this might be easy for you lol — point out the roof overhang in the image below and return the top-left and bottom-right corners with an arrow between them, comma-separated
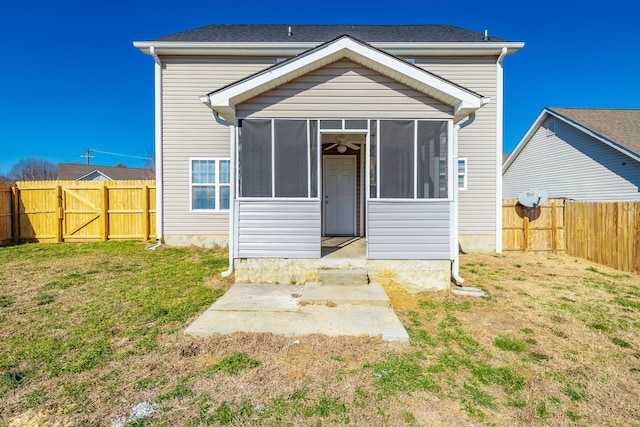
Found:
133,40 -> 524,58
199,36 -> 490,123
503,108 -> 640,174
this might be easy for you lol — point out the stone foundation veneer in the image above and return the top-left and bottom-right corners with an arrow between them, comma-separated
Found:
234,258 -> 451,293
459,234 -> 496,253
163,234 -> 228,248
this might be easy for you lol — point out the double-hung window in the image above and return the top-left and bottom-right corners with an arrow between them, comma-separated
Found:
190,158 -> 230,211
457,158 -> 467,190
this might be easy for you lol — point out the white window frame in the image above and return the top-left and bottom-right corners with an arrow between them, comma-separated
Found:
236,118 -> 320,200
189,158 -> 231,211
370,118 -> 453,201
457,158 -> 467,191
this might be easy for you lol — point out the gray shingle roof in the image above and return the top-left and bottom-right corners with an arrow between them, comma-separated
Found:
57,163 -> 154,181
152,24 -> 508,43
549,108 -> 640,157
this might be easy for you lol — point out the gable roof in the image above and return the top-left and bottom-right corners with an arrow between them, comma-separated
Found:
549,108 -> 640,157
152,24 -> 506,43
201,35 -> 490,123
503,108 -> 640,173
133,24 -> 524,57
57,163 -> 154,181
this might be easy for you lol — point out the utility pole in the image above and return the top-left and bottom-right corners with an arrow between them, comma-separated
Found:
80,148 -> 95,165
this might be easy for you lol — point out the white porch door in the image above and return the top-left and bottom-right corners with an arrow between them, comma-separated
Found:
323,156 -> 356,236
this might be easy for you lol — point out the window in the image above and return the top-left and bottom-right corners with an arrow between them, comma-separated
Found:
190,159 -> 230,210
457,158 -> 467,190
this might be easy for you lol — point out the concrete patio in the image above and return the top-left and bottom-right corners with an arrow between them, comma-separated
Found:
185,238 -> 409,342
185,282 -> 409,342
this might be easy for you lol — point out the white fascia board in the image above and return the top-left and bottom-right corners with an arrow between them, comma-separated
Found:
546,110 -> 640,163
133,41 -> 525,57
203,36 -> 484,113
76,170 -> 112,181
503,108 -> 640,175
502,109 -> 549,174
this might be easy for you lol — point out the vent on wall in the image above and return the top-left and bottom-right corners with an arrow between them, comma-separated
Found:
545,119 -> 556,137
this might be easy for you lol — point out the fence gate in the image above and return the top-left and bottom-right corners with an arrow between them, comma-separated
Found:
62,186 -> 105,242
1,180 -> 156,244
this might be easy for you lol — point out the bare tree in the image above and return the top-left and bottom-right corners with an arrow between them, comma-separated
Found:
8,158 -> 58,181
143,147 -> 155,173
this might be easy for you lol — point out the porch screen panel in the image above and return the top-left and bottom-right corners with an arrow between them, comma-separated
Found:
380,120 -> 414,198
369,120 -> 377,198
274,120 -> 308,197
417,121 -> 448,199
238,119 -> 272,197
309,120 -> 318,198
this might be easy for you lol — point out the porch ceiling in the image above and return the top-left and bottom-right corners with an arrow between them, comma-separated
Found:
201,35 -> 489,123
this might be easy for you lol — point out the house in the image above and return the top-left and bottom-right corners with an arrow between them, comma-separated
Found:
503,108 -> 640,201
134,25 -> 523,290
57,163 -> 154,181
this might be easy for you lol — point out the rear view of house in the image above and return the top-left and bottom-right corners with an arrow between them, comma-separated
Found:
503,108 -> 640,201
134,25 -> 523,291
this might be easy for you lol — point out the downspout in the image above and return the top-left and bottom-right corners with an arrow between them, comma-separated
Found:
209,111 -> 235,278
495,47 -> 508,253
452,113 -> 476,285
150,46 -> 163,244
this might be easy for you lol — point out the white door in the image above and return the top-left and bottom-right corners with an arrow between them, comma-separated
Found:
324,156 -> 356,235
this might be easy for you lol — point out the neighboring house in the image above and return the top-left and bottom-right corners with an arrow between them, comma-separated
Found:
57,163 -> 154,181
134,24 -> 523,289
503,108 -> 640,201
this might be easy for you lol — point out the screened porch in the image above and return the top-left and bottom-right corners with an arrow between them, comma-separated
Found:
233,118 -> 455,261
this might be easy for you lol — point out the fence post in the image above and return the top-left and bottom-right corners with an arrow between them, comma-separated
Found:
56,184 -> 63,242
12,186 -> 19,243
101,183 -> 109,241
551,202 -> 557,254
142,184 -> 149,241
523,209 -> 529,253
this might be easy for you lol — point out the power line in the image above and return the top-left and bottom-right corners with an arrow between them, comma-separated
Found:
81,148 -> 151,165
90,149 -> 151,160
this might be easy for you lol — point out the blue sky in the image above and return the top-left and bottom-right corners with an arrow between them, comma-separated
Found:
1,0 -> 637,175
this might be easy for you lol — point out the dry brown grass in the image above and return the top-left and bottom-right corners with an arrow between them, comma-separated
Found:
0,243 -> 639,426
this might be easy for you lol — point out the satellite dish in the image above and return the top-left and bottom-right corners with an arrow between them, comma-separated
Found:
518,189 -> 548,208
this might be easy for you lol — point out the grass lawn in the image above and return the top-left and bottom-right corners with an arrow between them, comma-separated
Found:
0,242 -> 638,426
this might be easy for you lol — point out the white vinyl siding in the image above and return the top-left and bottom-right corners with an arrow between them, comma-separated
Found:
162,57 -> 275,235
367,200 -> 451,259
503,118 -> 640,201
237,60 -> 454,119
236,200 -> 321,258
416,57 -> 498,235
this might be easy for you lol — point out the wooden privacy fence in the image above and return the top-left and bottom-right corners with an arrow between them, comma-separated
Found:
0,180 -> 156,244
0,183 -> 12,245
502,198 -> 566,254
503,199 -> 640,273
565,201 -> 640,273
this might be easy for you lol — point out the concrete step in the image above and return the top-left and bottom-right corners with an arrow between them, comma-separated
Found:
318,269 -> 369,286
451,286 -> 489,298
299,282 -> 390,307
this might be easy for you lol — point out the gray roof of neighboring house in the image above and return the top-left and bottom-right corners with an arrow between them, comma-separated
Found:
549,108 -> 640,157
57,163 -> 154,181
151,24 -> 508,43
